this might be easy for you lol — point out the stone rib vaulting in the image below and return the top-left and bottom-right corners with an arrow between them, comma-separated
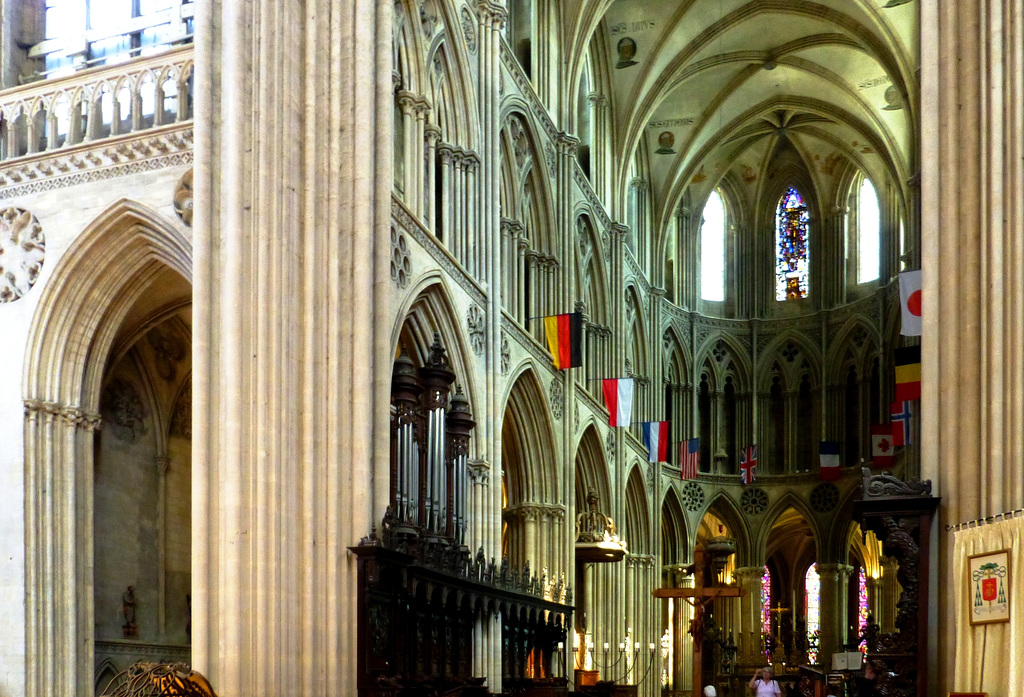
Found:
0,1 -> 1020,696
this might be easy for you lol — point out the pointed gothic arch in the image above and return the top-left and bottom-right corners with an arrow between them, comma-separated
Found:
22,199 -> 192,697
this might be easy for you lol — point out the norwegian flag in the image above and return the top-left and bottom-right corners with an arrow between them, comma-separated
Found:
891,401 -> 914,446
740,445 -> 757,484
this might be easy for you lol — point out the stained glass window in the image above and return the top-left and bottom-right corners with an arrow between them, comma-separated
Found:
858,567 -> 869,650
805,564 -> 820,664
775,187 -> 809,301
701,190 -> 726,301
858,179 -> 880,283
761,566 -> 771,656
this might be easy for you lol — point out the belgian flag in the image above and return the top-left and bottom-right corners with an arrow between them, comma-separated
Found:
894,345 -> 921,401
543,313 -> 583,369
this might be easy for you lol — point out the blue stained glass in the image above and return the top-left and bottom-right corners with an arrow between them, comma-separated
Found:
775,187 -> 809,301
805,564 -> 820,664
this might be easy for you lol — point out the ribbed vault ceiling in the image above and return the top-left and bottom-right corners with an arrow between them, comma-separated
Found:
570,0 -> 917,227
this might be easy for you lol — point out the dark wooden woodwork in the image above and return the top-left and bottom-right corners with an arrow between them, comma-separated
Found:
852,468 -> 939,697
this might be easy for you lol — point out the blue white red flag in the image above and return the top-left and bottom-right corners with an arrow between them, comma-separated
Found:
740,445 -> 757,484
819,441 -> 841,481
642,422 -> 670,463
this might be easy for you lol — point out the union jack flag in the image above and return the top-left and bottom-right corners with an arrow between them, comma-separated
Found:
740,445 -> 757,484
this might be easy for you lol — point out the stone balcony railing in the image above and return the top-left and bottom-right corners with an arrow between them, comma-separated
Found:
0,45 -> 193,198
0,45 -> 192,163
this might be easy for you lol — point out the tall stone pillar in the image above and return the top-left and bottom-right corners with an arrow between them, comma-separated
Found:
192,0 -> 394,694
816,563 -> 853,662
734,566 -> 766,664
922,3 -> 1024,692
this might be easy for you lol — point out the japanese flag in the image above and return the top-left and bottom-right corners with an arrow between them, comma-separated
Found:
899,270 -> 922,336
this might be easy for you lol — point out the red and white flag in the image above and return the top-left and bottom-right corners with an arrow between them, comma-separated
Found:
601,378 -> 634,427
681,438 -> 700,480
870,424 -> 894,468
899,270 -> 922,336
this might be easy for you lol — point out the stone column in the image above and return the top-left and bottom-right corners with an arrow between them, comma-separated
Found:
816,563 -> 853,662
922,2 -> 1024,690
734,566 -> 766,664
192,1 -> 394,694
23,401 -> 102,697
156,456 -> 171,636
424,124 -> 440,232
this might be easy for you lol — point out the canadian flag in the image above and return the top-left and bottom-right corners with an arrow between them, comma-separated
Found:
899,270 -> 922,336
870,424 -> 894,468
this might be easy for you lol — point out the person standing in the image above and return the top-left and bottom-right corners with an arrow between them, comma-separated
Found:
749,667 -> 782,696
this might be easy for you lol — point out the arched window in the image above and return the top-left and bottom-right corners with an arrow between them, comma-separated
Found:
857,566 -> 869,650
805,564 -> 821,664
775,187 -> 809,301
701,190 -> 726,301
858,179 -> 880,283
761,566 -> 772,658
42,0 -> 194,77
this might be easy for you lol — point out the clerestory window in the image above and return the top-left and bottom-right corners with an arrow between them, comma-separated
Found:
38,0 -> 194,78
700,190 -> 726,302
775,187 -> 809,301
857,178 -> 881,283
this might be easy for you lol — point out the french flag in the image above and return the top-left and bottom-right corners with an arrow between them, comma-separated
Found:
602,378 -> 634,427
642,422 -> 670,463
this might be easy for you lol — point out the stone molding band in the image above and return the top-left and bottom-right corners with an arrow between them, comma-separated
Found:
24,399 -> 102,431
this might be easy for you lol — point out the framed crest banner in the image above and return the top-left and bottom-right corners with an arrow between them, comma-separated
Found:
968,549 -> 1010,625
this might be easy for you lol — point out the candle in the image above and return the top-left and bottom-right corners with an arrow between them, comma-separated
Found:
604,642 -> 609,651
649,643 -> 656,651
635,641 -> 641,650
619,642 -> 625,651
557,641 -> 564,651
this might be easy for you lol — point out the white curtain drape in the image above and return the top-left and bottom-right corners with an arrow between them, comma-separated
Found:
953,517 -> 1024,695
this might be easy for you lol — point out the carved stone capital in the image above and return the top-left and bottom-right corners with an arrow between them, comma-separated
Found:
610,223 -> 630,241
155,456 -> 171,476
556,133 -> 580,157
468,459 -> 491,485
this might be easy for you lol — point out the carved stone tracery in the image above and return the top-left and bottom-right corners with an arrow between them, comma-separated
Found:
0,207 -> 45,303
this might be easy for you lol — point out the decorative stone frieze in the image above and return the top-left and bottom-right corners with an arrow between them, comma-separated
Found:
0,207 -> 45,302
0,125 -> 194,199
173,169 -> 193,226
500,331 -> 510,375
549,377 -> 563,420
740,487 -> 768,515
810,482 -> 840,513
460,6 -> 477,53
467,304 -> 485,355
682,481 -> 705,511
24,399 -> 103,430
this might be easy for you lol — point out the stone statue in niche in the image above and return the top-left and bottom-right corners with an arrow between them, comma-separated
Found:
122,585 -> 138,637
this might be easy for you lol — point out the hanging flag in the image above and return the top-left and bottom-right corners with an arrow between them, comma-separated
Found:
894,345 -> 921,401
601,378 -> 634,427
740,444 -> 757,484
891,401 -> 914,446
870,425 -> 894,468
681,438 -> 700,480
642,422 -> 670,463
543,313 -> 583,369
899,270 -> 922,336
819,441 -> 841,480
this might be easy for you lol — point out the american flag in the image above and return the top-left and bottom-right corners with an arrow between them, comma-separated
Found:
681,438 -> 700,480
740,445 -> 757,484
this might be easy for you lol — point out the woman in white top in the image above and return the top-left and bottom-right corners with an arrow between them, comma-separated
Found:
749,666 -> 782,696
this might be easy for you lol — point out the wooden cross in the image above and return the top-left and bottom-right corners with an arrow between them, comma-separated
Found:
652,551 -> 743,697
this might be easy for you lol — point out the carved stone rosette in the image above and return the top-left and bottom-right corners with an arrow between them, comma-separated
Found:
0,207 -> 45,303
